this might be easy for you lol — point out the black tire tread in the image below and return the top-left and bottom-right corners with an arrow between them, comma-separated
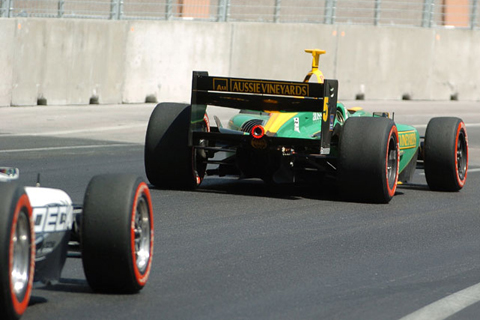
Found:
0,183 -> 33,320
337,117 -> 398,203
144,103 -> 196,189
424,117 -> 467,191
81,174 -> 152,294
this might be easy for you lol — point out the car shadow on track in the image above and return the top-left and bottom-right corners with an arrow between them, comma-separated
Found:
28,296 -> 48,307
35,278 -> 92,294
155,176 -> 438,203
28,279 -> 91,307
397,182 -> 431,191
176,177 -> 343,202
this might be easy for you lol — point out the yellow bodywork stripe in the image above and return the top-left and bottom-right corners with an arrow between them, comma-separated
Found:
264,112 -> 298,135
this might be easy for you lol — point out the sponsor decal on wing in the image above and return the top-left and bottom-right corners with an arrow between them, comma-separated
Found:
213,78 -> 309,96
398,131 -> 417,149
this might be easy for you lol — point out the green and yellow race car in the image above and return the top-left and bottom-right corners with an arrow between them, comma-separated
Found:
144,49 -> 468,203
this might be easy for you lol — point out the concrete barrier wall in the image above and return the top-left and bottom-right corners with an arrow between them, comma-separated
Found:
431,28 -> 480,101
9,18 -> 127,106
0,18 -> 479,107
0,20 -> 14,107
122,21 -> 233,103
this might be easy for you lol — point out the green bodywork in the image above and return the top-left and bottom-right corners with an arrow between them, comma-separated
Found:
227,102 -> 420,176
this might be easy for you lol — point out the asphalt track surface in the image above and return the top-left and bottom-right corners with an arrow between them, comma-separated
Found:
1,101 -> 480,320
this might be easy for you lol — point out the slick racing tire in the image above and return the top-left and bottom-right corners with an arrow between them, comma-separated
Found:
337,117 -> 399,203
145,103 -> 208,189
0,183 -> 34,320
81,174 -> 154,294
424,117 -> 468,191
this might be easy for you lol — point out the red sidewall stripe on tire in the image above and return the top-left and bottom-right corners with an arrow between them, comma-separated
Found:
9,194 -> 34,317
455,122 -> 468,188
386,126 -> 400,198
130,182 -> 154,286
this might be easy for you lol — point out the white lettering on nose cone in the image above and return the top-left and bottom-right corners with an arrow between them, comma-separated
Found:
25,187 -> 73,233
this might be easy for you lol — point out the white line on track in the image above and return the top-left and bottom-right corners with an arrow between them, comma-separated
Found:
419,168 -> 480,175
0,144 -> 135,153
399,282 -> 480,320
413,123 -> 480,129
0,124 -> 146,137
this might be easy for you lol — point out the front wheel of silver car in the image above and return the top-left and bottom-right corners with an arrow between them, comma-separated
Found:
81,174 -> 154,294
0,183 -> 34,320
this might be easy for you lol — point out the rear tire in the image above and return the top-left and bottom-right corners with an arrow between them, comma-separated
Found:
337,117 -> 399,203
0,183 -> 34,320
424,117 -> 468,191
145,103 -> 207,189
81,174 -> 154,293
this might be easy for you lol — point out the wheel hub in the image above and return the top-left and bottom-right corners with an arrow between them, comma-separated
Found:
134,197 -> 151,273
11,210 -> 30,300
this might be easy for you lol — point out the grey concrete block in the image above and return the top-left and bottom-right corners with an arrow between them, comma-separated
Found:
0,20 -> 14,107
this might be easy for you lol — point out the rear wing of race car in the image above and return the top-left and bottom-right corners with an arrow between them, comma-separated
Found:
190,71 -> 338,154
